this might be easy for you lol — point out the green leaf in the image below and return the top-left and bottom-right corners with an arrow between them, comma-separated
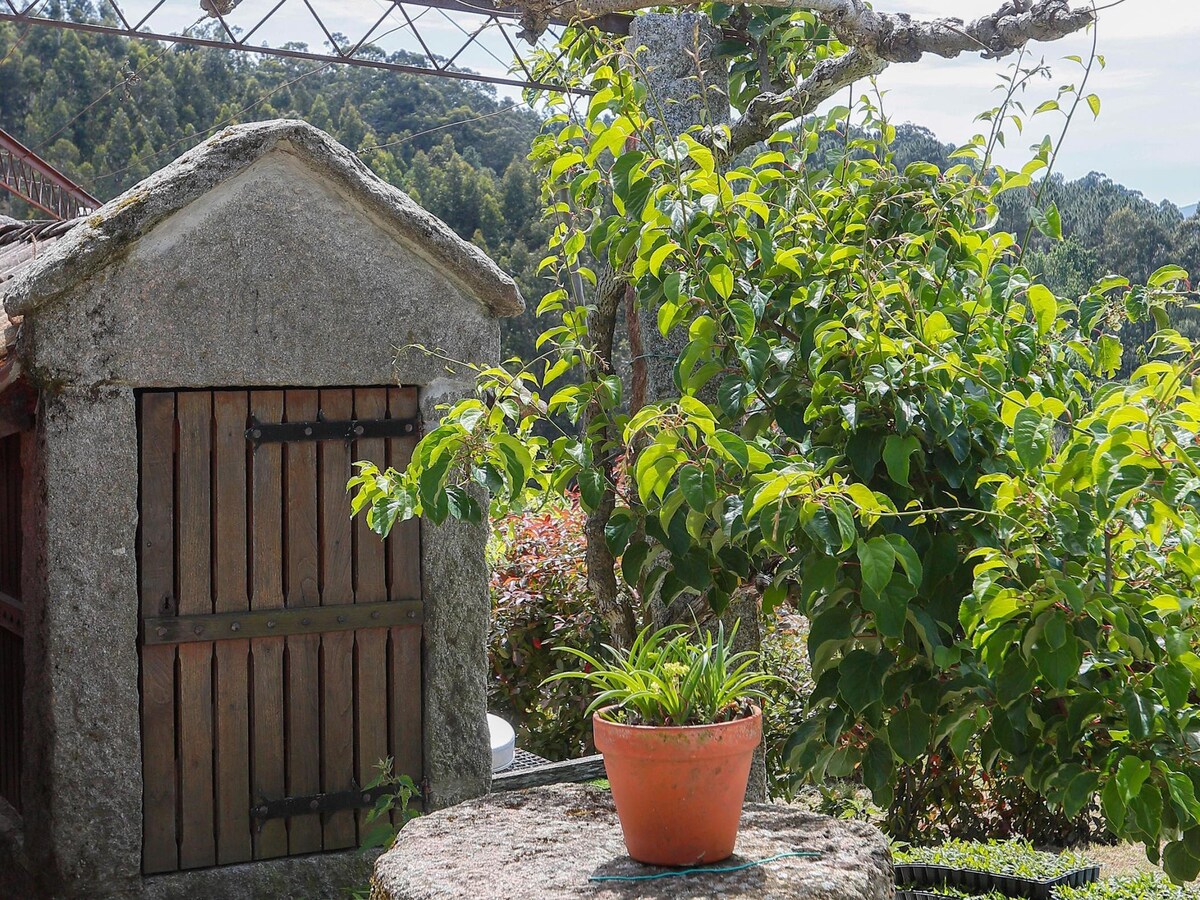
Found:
882,435 -> 920,488
1102,778 -> 1126,832
884,534 -> 923,588
1063,770 -> 1100,819
1164,841 -> 1200,883
862,578 -> 911,638
857,537 -> 896,597
712,431 -> 750,470
1116,755 -> 1152,803
888,706 -> 933,764
1096,334 -> 1123,376
1033,203 -> 1063,241
1086,93 -> 1101,119
838,649 -> 889,713
577,467 -> 606,511
604,508 -> 636,555
1123,691 -> 1157,740
621,541 -> 651,585
679,465 -> 707,512
1013,406 -> 1052,469
728,299 -> 756,341
1028,284 -> 1057,336
708,263 -> 734,300
921,311 -> 956,345
1160,662 -> 1192,710
1166,770 -> 1200,822
718,376 -> 753,418
444,486 -> 481,522
861,738 -> 894,808
649,241 -> 680,277
1150,264 -> 1189,288
1037,636 -> 1081,691
846,431 -> 884,480
635,443 -> 684,504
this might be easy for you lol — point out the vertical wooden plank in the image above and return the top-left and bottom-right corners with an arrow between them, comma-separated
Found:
386,387 -> 423,795
1,631 -> 12,812
176,391 -> 216,869
212,392 -> 252,864
352,388 -> 389,835
284,390 -> 323,854
249,390 -> 287,859
139,392 -> 179,874
0,437 -> 10,595
0,436 -> 16,814
319,388 -> 356,848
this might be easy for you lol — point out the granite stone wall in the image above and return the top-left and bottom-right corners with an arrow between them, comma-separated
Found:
3,122 -> 512,897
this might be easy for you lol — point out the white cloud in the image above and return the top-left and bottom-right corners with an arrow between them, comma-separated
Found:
867,0 -> 1200,204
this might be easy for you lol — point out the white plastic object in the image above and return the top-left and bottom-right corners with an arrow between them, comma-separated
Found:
488,713 -> 516,772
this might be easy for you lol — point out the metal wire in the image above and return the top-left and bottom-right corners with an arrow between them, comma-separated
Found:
0,0 -> 630,93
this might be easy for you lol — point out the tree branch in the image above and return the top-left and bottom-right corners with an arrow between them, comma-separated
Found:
723,48 -> 885,155
532,0 -> 1093,63
703,0 -> 1092,157
804,0 -> 1094,64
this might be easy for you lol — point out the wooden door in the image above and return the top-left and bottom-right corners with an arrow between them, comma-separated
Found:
137,388 -> 422,874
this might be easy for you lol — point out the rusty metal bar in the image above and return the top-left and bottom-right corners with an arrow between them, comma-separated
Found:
0,127 -> 100,220
142,599 -> 423,645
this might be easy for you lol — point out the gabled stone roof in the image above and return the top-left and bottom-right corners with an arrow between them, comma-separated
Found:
0,119 -> 524,320
0,216 -> 65,367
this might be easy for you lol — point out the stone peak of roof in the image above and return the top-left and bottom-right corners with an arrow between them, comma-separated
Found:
1,119 -> 524,319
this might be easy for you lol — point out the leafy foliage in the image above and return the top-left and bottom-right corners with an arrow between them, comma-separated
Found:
545,621 -> 775,727
347,23 -> 1200,885
358,757 -> 420,852
894,888 -> 1009,900
487,497 -> 609,760
894,839 -> 1093,880
761,614 -> 813,798
1055,873 -> 1200,899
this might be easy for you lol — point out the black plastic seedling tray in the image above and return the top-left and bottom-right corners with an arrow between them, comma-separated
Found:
894,863 -> 1101,899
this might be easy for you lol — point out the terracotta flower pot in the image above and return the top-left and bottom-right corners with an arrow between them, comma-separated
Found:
593,705 -> 762,866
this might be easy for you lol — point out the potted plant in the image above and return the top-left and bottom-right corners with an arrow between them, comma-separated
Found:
546,621 -> 774,866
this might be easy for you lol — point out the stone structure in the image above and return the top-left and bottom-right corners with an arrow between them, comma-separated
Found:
0,119 -> 522,898
372,783 -> 895,899
629,12 -> 729,406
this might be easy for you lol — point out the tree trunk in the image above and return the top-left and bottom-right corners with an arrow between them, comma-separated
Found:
583,265 -> 638,649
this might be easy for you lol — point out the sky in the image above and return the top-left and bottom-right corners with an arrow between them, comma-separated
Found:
864,0 -> 1200,208
61,1 -> 1200,208
273,0 -> 1200,208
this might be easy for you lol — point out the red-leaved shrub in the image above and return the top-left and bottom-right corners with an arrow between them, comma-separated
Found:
488,495 -> 610,760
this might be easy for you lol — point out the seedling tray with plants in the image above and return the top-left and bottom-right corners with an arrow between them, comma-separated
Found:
893,840 -> 1100,900
1053,873 -> 1200,899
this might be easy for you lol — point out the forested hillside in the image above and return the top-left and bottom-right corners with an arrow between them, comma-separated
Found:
881,125 -> 1200,298
871,125 -> 1200,372
0,7 -> 1196,366
0,2 -> 552,357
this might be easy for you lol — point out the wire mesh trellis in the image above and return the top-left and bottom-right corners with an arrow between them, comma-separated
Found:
0,0 -> 629,93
